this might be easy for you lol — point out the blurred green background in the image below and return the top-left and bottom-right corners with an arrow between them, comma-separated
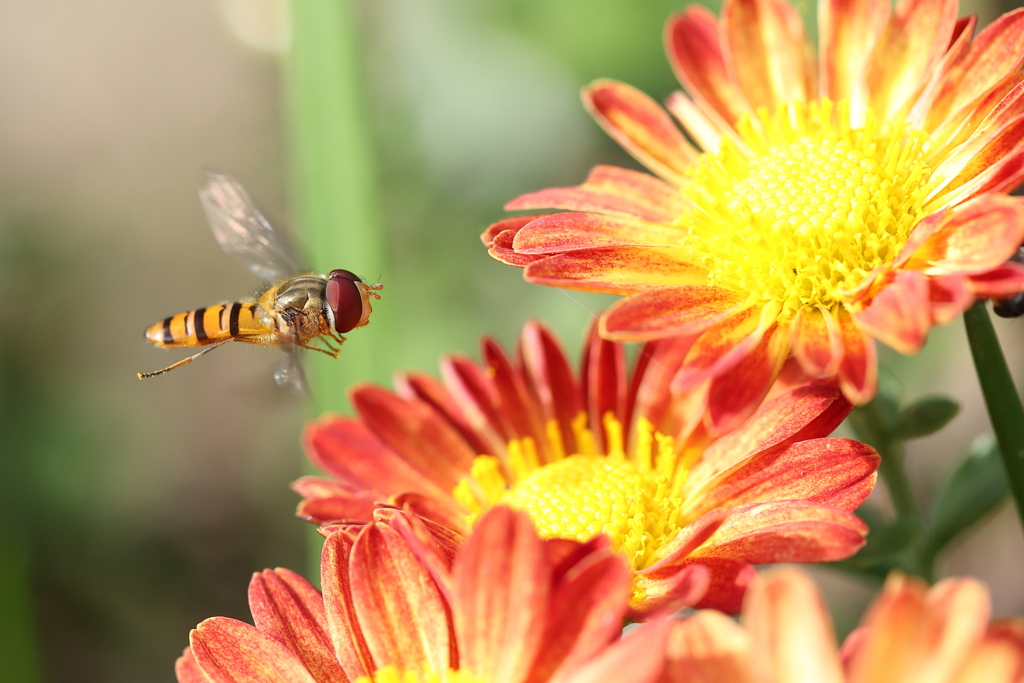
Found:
1,0 -> 1023,680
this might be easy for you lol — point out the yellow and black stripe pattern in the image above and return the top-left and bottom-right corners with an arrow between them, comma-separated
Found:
145,302 -> 271,348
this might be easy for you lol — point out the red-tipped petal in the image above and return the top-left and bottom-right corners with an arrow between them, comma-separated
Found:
928,115 -> 1024,208
687,437 -> 879,518
349,523 -> 450,673
672,303 -> 766,392
691,558 -> 758,613
524,248 -> 707,296
865,0 -> 958,123
505,165 -> 688,223
791,305 -> 843,378
969,263 -> 1024,298
441,354 -> 514,455
911,194 -> 1024,275
853,269 -> 931,355
319,532 -> 375,679
248,569 -> 346,683
396,372 -> 493,458
819,0 -> 890,106
703,323 -> 789,435
665,8 -> 751,124
834,308 -> 877,404
583,80 -> 698,186
518,321 -> 585,456
512,212 -> 684,253
483,215 -> 551,267
929,275 -> 975,324
190,618 -> 318,683
723,0 -> 816,111
581,324 -> 627,454
632,564 -> 711,619
743,569 -> 845,683
601,286 -> 746,342
454,508 -> 548,683
627,335 -> 700,443
353,386 -> 476,493
482,336 -> 549,451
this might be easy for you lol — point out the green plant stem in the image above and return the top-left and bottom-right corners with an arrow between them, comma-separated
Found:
286,0 -> 385,582
857,401 -> 920,525
963,301 -> 1024,529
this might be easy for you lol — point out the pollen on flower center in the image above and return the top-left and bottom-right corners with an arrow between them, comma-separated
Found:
680,99 -> 934,319
452,414 -> 689,570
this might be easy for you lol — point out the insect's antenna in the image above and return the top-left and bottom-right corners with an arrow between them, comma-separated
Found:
137,339 -> 233,379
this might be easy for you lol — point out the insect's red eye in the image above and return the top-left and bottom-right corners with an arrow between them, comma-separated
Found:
326,271 -> 364,333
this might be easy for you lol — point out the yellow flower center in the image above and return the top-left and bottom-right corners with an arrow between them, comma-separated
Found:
356,665 -> 483,683
453,414 -> 695,571
680,99 -> 934,320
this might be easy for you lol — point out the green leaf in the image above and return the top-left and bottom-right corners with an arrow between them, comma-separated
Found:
893,396 -> 959,441
925,435 -> 1009,556
829,513 -> 917,580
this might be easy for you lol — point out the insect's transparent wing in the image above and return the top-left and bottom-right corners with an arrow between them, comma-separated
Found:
200,171 -> 300,282
274,346 -> 310,395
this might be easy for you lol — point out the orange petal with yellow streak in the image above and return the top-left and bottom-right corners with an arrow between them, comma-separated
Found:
664,8 -> 751,125
248,569 -> 347,683
583,80 -> 698,187
601,286 -> 746,342
833,307 -> 877,404
348,523 -> 450,674
524,247 -> 708,296
928,115 -> 1024,209
482,215 -> 550,268
743,569 -> 845,683
723,0 -> 816,112
666,610 -> 750,683
454,507 -> 548,683
319,531 -> 378,680
664,90 -> 730,153
864,0 -> 958,124
853,269 -> 931,355
791,305 -> 843,378
907,16 -> 976,130
672,302 -> 767,392
190,618 -> 319,683
512,212 -> 684,253
505,165 -> 688,223
908,194 -> 1024,275
819,0 -> 890,108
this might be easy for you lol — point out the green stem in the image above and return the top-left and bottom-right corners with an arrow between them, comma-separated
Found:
963,301 -> 1024,529
286,0 -> 386,582
857,401 -> 919,524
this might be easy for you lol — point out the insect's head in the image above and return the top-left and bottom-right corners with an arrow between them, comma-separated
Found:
325,269 -> 383,333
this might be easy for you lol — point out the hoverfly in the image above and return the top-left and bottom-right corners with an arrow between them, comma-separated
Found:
138,171 -> 382,389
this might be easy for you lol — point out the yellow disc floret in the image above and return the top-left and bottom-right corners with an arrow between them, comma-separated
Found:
680,99 -> 934,320
453,414 -> 692,571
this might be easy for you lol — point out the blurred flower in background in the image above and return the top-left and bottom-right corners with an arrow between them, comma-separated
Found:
298,321 -> 879,614
485,0 -> 1024,428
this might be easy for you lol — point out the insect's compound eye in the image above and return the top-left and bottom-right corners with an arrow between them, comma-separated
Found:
326,270 -> 365,333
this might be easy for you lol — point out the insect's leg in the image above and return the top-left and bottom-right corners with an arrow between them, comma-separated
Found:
137,339 -> 234,379
297,341 -> 342,359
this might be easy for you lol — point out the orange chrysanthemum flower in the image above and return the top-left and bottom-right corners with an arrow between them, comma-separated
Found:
174,507 -> 671,683
295,321 -> 879,615
483,0 -> 1024,421
662,567 -> 1024,683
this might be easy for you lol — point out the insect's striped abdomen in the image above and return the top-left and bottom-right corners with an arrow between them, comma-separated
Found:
144,302 -> 268,348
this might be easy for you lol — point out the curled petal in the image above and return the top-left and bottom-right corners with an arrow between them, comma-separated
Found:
583,80 -> 699,186
512,212 -> 684,253
524,248 -> 707,296
482,215 -> 551,267
506,165 -> 688,223
319,532 -> 376,679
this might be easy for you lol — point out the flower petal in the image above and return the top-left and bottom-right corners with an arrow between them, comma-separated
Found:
791,305 -> 843,378
555,619 -> 674,683
665,7 -> 751,125
929,275 -> 975,324
853,269 -> 932,355
672,302 -> 768,393
482,337 -> 551,456
627,335 -> 701,444
686,437 -> 879,518
969,263 -> 1024,298
441,355 -> 515,456
349,523 -> 450,673
581,324 -> 627,454
834,307 -> 877,404
703,323 -> 790,434
583,80 -> 698,186
742,569 -> 845,683
690,558 -> 758,613
454,507 -> 548,683
910,194 -> 1024,276
864,0 -> 958,124
601,286 -> 747,342
483,215 -> 551,267
524,248 -> 708,296
666,610 -> 751,683
505,165 -> 688,223
190,618 -> 318,683
819,0 -> 890,109
319,531 -> 376,679
176,648 -> 209,683
512,213 -> 684,254
518,321 -> 586,456
665,90 -> 730,153
690,500 -> 869,565
353,386 -> 477,493
632,564 -> 711,618
928,115 -> 1024,209
723,0 -> 816,111
248,569 -> 347,683
395,372 -> 493,457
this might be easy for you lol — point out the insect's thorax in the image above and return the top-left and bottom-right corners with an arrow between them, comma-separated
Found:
259,274 -> 330,343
